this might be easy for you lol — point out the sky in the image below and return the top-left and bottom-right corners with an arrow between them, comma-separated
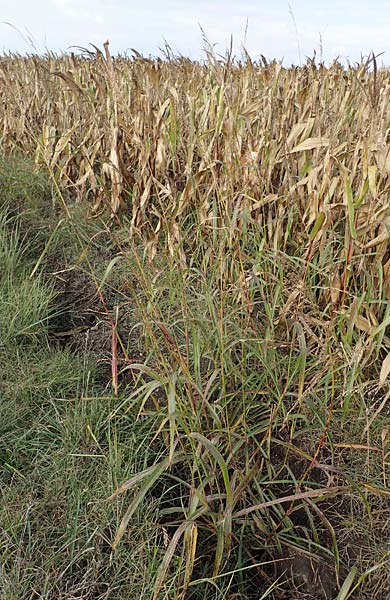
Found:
1,0 -> 390,65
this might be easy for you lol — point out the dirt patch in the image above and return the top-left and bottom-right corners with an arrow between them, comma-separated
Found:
264,437 -> 390,599
276,550 -> 337,599
47,257 -> 144,391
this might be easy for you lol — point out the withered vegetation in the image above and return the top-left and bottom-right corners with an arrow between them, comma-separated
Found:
0,47 -> 389,599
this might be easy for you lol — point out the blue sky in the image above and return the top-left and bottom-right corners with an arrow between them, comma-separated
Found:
1,0 -> 390,64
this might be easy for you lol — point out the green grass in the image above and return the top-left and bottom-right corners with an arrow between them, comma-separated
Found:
0,155 -> 389,599
0,159 -> 167,599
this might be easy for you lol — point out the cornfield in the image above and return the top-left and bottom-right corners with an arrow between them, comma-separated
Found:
1,48 -> 390,279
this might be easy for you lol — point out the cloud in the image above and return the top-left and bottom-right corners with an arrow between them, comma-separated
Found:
1,0 -> 390,64
51,0 -> 107,24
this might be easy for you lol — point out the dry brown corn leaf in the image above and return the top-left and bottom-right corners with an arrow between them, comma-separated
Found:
289,137 -> 330,153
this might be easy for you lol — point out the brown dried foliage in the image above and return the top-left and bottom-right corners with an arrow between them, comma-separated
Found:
1,49 -> 390,308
